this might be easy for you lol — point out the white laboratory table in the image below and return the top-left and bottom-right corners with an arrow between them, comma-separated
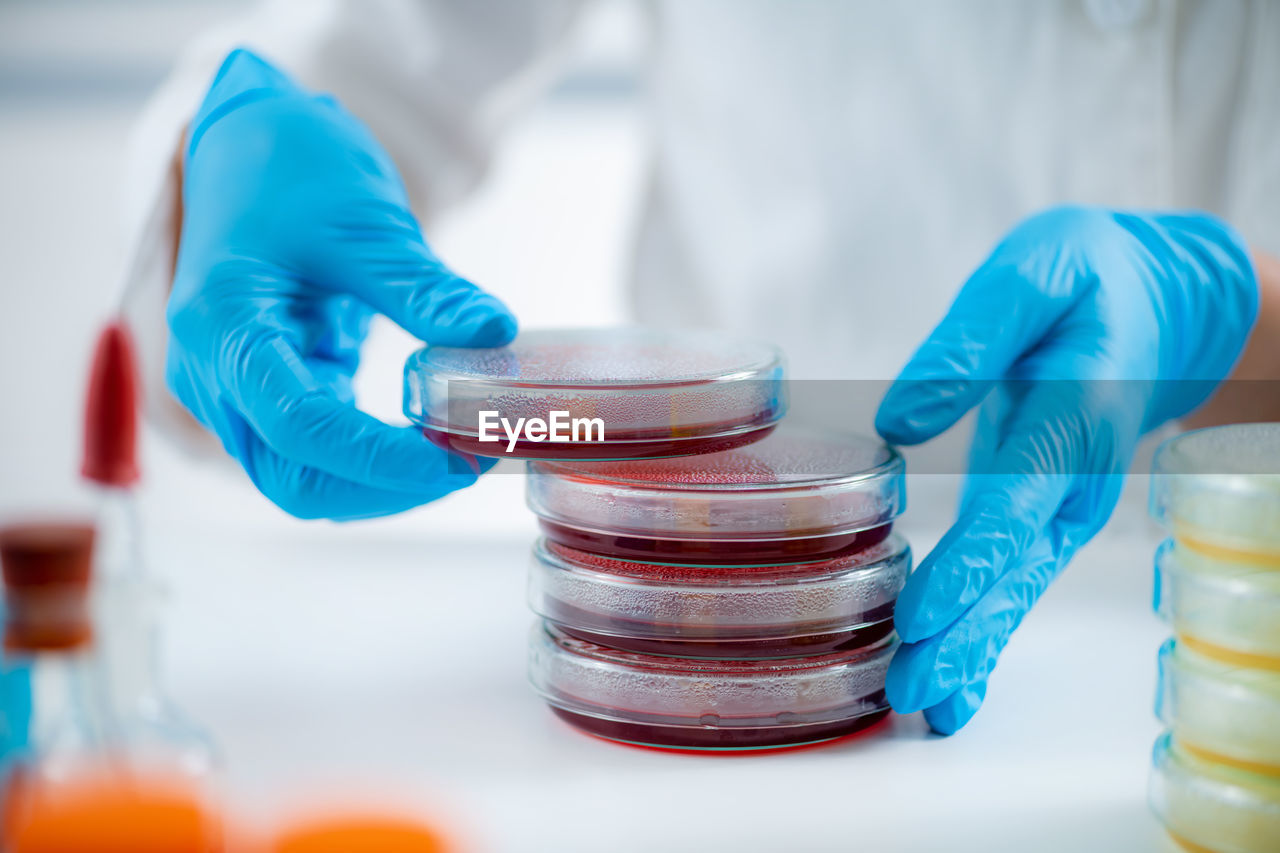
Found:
138,448 -> 1173,853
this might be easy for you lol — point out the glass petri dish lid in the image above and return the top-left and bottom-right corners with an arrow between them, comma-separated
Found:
1155,539 -> 1280,665
403,327 -> 785,460
1150,423 -> 1280,560
529,623 -> 895,751
1149,732 -> 1280,853
526,427 -> 905,564
527,535 -> 910,658
1157,638 -> 1280,775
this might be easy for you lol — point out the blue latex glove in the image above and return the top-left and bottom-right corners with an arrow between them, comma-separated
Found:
167,50 -> 516,520
877,206 -> 1258,734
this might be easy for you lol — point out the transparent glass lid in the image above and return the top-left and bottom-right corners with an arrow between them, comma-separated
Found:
403,327 -> 785,459
1154,539 -> 1280,663
529,622 -> 895,726
527,535 -> 910,643
1156,639 -> 1280,774
1149,732 -> 1280,853
1150,424 -> 1280,558
526,427 -> 905,541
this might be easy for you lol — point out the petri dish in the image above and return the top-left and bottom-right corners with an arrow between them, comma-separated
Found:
1151,424 -> 1280,561
1157,639 -> 1280,775
526,427 -> 905,564
1155,539 -> 1280,665
402,327 -> 785,460
529,623 -> 895,751
527,535 -> 910,658
1149,732 -> 1280,853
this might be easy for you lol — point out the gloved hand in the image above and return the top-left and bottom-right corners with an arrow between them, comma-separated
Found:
877,205 -> 1258,733
167,49 -> 517,520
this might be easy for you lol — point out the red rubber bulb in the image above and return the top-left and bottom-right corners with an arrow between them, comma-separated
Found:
81,320 -> 141,487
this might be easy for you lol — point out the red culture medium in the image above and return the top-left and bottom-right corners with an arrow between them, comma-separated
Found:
424,423 -> 776,461
549,706 -> 891,751
554,623 -> 894,660
537,518 -> 892,564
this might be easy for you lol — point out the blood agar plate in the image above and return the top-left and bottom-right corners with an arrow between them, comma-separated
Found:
1157,639 -> 1280,775
527,536 -> 910,658
402,328 -> 785,460
527,428 -> 905,563
529,623 -> 895,750
1155,540 -> 1280,664
1150,732 -> 1280,853
1151,424 -> 1280,560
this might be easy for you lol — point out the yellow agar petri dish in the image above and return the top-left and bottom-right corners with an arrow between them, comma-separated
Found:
1155,540 -> 1280,665
1150,732 -> 1280,853
1150,424 -> 1280,562
1157,639 -> 1280,774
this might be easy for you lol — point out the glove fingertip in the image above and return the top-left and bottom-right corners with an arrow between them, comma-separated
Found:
884,643 -> 930,714
873,406 -> 923,447
874,384 -> 954,446
892,610 -> 933,646
465,312 -> 518,348
199,49 -> 298,124
922,679 -> 988,736
392,276 -> 518,348
890,567 -> 939,643
442,448 -> 492,479
190,49 -> 296,158
890,542 -> 963,643
211,48 -> 287,89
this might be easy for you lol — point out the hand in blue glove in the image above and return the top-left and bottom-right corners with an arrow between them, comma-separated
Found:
167,49 -> 517,520
877,206 -> 1258,733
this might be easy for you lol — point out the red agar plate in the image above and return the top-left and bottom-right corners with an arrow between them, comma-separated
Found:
403,327 -> 785,460
526,427 -> 905,563
528,536 -> 910,658
529,624 -> 896,751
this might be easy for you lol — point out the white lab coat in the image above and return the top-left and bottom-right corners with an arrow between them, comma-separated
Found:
122,0 -> 1280,441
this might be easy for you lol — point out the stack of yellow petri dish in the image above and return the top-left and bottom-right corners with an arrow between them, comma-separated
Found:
1148,423 -> 1280,852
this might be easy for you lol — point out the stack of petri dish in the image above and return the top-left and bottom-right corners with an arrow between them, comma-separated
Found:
526,426 -> 908,751
1148,423 -> 1280,852
404,328 -> 910,751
